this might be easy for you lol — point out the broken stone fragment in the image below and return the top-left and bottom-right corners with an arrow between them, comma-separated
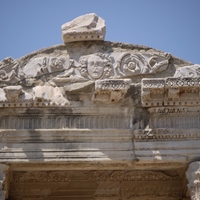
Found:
33,86 -> 69,106
3,86 -> 23,102
62,13 -> 106,43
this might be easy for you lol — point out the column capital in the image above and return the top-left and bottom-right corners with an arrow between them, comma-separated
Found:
0,164 -> 9,200
186,162 -> 200,200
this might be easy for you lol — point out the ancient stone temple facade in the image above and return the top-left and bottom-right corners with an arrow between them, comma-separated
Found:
0,13 -> 200,199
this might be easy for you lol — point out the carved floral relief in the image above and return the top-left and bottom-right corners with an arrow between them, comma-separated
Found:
0,52 -> 170,106
0,57 -> 20,84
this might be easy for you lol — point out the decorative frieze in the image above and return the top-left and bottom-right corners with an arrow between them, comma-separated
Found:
9,170 -> 183,200
12,171 -> 70,183
134,128 -> 200,142
141,78 -> 165,107
148,107 -> 200,129
142,77 -> 200,107
11,170 -> 181,182
0,114 -> 130,129
94,79 -> 131,102
83,170 -> 181,181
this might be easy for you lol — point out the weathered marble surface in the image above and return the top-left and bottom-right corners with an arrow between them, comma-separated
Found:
174,64 -> 200,77
9,169 -> 184,200
186,162 -> 200,200
62,13 -> 106,42
1,14 -> 200,200
0,48 -> 171,107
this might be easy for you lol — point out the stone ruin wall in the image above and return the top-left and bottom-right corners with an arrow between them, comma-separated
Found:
0,13 -> 200,200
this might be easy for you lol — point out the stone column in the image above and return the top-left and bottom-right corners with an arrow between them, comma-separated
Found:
0,165 -> 9,200
186,162 -> 200,200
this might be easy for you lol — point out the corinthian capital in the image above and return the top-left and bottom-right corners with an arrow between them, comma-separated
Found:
0,165 -> 9,200
186,162 -> 200,200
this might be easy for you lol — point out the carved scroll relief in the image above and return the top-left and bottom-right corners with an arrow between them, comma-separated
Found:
0,53 -> 170,85
0,52 -> 170,107
175,64 -> 200,78
0,57 -> 20,85
52,52 -> 170,84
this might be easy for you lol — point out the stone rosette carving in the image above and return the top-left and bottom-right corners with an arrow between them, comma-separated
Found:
62,13 -> 106,43
114,52 -> 170,77
0,50 -> 170,108
52,52 -> 170,85
0,52 -> 170,86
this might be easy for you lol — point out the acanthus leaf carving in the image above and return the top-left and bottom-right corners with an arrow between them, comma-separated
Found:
0,165 -> 9,200
174,64 -> 200,78
0,57 -> 20,85
0,52 -> 170,107
186,162 -> 200,200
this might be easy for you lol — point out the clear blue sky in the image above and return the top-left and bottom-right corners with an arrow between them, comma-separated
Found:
0,0 -> 200,64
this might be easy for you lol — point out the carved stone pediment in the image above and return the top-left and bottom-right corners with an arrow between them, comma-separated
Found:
1,13 -> 200,200
0,49 -> 171,107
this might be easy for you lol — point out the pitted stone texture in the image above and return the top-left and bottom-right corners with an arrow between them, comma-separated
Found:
33,85 -> 69,106
0,164 -> 9,200
3,86 -> 22,102
62,13 -> 106,43
174,64 -> 200,78
186,162 -> 200,200
94,79 -> 131,102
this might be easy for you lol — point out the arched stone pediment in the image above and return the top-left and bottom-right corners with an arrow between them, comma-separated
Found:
0,13 -> 199,200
